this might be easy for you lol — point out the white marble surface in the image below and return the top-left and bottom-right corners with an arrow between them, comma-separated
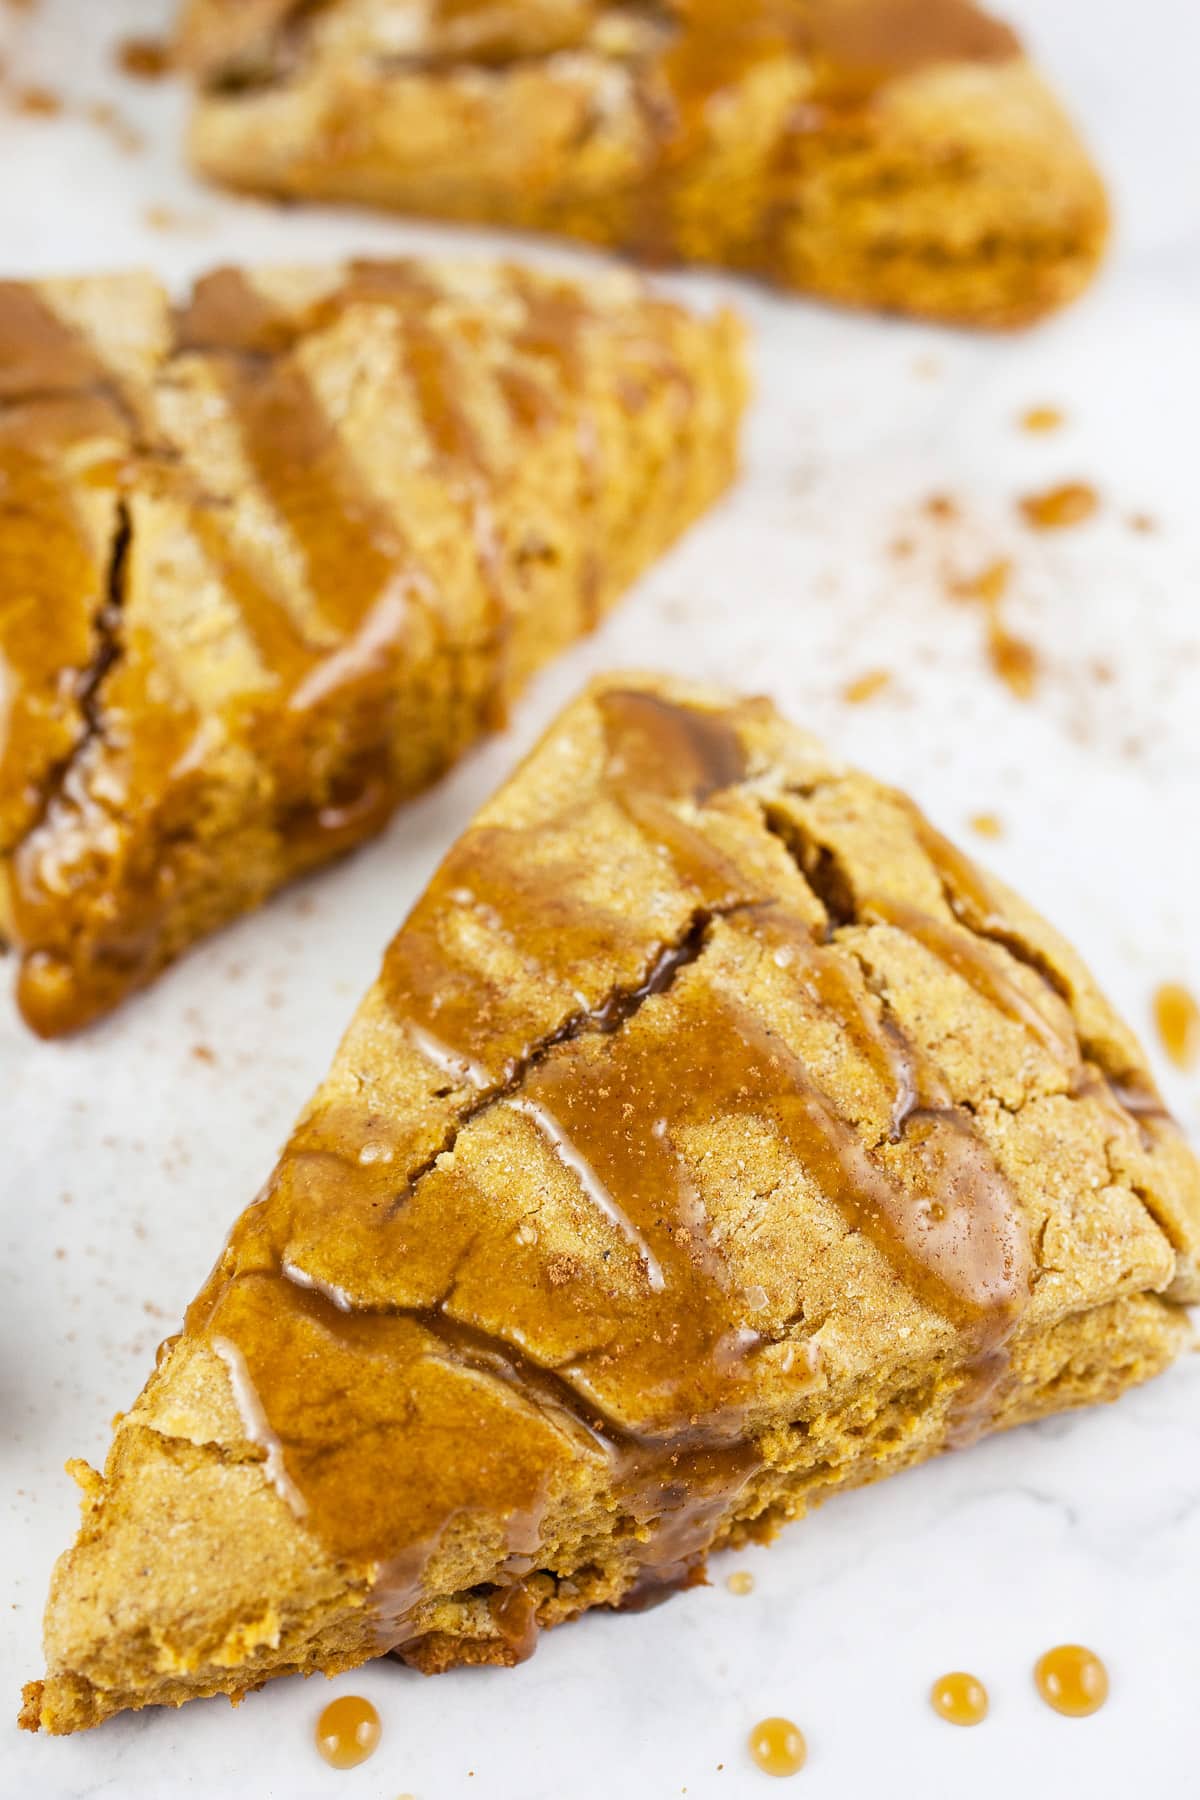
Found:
1,1 -> 1199,1794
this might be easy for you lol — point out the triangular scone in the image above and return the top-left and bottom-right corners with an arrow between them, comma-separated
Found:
23,676 -> 1200,1736
181,1 -> 1108,328
0,265 -> 744,1036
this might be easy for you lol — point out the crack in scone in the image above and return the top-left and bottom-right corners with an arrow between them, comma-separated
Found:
384,903 -> 734,1214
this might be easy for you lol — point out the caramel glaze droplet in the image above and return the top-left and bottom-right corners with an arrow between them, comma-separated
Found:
315,1694 -> 382,1769
748,1717 -> 807,1777
1153,982 -> 1199,1071
1034,1645 -> 1109,1717
930,1671 -> 988,1725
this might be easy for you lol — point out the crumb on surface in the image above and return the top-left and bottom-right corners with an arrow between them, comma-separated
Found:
12,83 -> 61,115
841,669 -> 891,706
117,36 -> 172,80
1020,405 -> 1064,433
969,813 -> 1004,839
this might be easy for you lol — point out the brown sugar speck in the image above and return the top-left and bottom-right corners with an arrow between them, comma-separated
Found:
1020,405 -> 1064,433
987,617 -> 1040,701
953,558 -> 1012,606
13,84 -> 61,116
192,1044 -> 216,1065
969,813 -> 1004,840
117,36 -> 172,80
1019,481 -> 1099,531
85,101 -> 143,152
1128,512 -> 1158,534
1153,982 -> 1199,1072
949,558 -> 1043,698
948,558 -> 1038,700
841,669 -> 890,706
924,493 -> 959,523
143,204 -> 211,235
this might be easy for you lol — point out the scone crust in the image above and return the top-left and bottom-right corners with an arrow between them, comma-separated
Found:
183,1 -> 1108,326
25,674 -> 1199,1733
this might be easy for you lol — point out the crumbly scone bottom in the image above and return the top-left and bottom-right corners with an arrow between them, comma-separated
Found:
21,685 -> 1197,1733
20,1290 -> 1189,1733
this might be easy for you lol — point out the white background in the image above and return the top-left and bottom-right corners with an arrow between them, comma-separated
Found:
1,1 -> 1198,1795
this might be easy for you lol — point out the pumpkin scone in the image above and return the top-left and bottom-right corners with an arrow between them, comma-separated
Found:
23,674 -> 1200,1735
0,264 -> 744,1036
181,0 -> 1108,327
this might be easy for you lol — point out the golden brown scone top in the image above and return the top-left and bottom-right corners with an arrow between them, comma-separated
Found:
23,675 -> 1200,1734
0,265 -> 745,1034
187,674 -> 1200,1563
182,1 -> 1107,326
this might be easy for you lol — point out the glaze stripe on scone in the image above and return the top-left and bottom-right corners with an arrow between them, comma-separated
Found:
0,265 -> 745,1035
23,675 -> 1199,1734
181,0 -> 1108,327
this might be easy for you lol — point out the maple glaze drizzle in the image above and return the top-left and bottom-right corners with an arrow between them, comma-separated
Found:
173,258 -> 602,748
900,801 -> 1185,1149
0,286 -> 118,852
864,895 -> 1074,1063
2,260 -> 617,1029
599,686 -> 748,800
0,281 -> 108,400
660,0 -> 1016,104
188,690 -> 1045,1659
0,396 -> 120,854
0,287 -> 145,1030
632,0 -> 1018,261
